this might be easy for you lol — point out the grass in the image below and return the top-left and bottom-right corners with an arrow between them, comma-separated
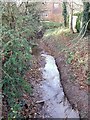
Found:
42,20 -> 63,29
44,28 -> 70,37
43,27 -> 77,53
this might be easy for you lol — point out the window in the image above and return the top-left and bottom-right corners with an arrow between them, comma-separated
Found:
42,11 -> 48,17
53,3 -> 59,9
42,2 -> 46,5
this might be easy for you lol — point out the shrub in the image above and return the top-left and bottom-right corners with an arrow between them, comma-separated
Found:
1,2 -> 41,118
75,12 -> 82,33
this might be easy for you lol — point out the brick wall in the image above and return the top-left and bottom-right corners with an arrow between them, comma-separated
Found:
41,2 -> 63,23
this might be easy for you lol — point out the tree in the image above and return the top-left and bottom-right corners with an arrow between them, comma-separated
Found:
80,2 -> 90,36
68,0 -> 74,33
62,2 -> 68,27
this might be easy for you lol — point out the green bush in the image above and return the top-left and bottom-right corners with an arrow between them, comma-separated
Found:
1,2 -> 41,118
75,12 -> 82,33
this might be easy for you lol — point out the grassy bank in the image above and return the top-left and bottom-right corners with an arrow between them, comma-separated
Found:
43,27 -> 88,90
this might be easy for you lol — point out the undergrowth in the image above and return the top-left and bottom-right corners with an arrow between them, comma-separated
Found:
1,2 -> 41,118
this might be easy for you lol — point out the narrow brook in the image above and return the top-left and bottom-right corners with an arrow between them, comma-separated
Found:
39,53 -> 80,118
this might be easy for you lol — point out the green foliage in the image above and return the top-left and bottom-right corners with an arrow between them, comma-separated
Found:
76,17 -> 81,33
87,12 -> 90,30
73,12 -> 82,16
62,2 -> 67,27
75,12 -> 82,32
82,2 -> 90,23
86,73 -> 90,85
1,2 -> 41,118
80,2 -> 90,35
67,52 -> 74,64
8,103 -> 22,118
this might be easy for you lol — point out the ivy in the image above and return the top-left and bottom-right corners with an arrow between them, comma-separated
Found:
1,2 -> 41,118
80,2 -> 90,36
62,2 -> 68,27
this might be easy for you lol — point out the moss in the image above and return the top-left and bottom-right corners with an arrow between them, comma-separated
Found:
87,12 -> 90,30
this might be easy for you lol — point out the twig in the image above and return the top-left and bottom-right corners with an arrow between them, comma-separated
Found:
1,68 -> 13,80
36,93 -> 63,104
36,100 -> 45,104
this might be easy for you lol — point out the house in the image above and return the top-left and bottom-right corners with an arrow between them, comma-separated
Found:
40,2 -> 64,23
40,1 -> 85,32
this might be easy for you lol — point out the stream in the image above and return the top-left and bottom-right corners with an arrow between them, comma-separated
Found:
38,53 -> 80,118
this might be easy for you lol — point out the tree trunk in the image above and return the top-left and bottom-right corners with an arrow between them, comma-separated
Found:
70,2 -> 74,33
62,2 -> 67,27
80,2 -> 90,36
69,1 -> 74,33
70,11 -> 74,33
7,3 -> 16,29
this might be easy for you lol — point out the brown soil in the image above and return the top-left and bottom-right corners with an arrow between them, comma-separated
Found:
21,52 -> 45,118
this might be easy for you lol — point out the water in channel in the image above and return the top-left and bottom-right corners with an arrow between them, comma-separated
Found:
39,54 -> 79,118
